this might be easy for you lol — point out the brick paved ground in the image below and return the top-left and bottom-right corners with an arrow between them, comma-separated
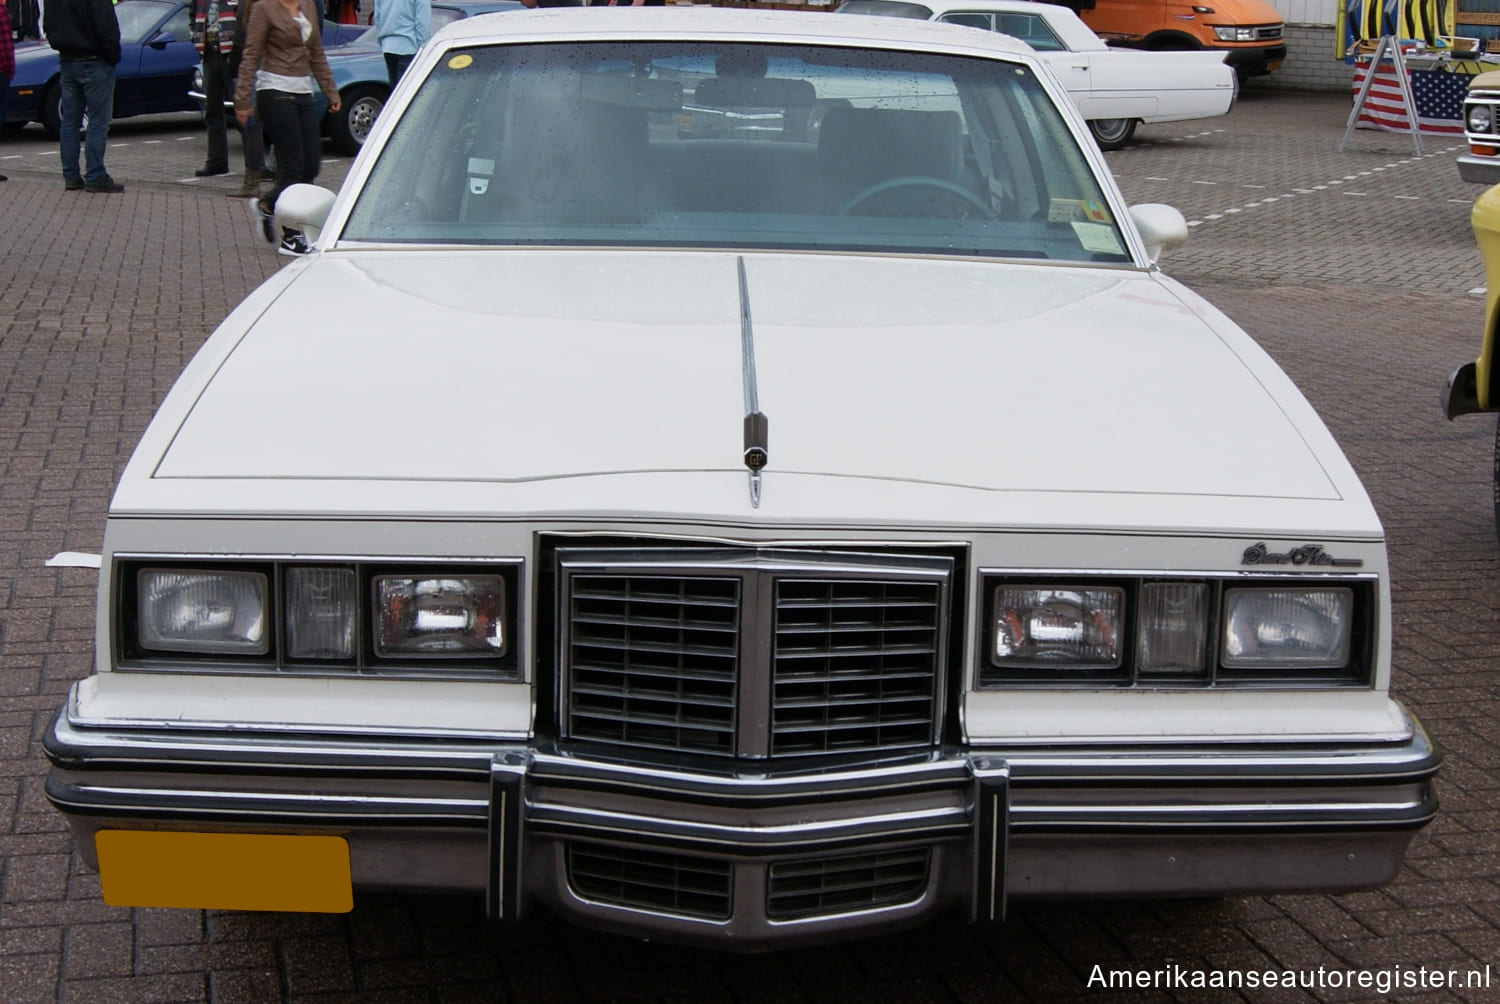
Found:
1,86 -> 1499,1002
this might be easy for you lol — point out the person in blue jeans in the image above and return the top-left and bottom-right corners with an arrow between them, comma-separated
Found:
44,0 -> 124,192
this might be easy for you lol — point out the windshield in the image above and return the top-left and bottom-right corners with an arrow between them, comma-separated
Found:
342,41 -> 1129,264
115,0 -> 177,44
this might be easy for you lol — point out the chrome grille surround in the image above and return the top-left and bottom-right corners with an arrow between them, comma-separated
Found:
557,547 -> 953,760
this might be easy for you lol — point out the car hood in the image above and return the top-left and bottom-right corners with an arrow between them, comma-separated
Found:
12,40 -> 58,82
126,249 -> 1369,532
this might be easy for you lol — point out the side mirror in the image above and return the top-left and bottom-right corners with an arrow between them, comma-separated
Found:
1129,203 -> 1188,264
274,184 -> 338,247
148,32 -> 175,48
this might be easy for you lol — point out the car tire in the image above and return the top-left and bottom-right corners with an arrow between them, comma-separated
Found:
39,80 -> 61,140
1088,118 -> 1137,151
329,85 -> 386,156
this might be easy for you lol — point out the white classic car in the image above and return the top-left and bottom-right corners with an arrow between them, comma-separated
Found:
45,8 -> 1437,948
839,0 -> 1237,149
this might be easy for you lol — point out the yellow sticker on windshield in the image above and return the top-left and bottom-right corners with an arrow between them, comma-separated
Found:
449,54 -> 474,70
1048,198 -> 1115,225
1081,199 -> 1111,223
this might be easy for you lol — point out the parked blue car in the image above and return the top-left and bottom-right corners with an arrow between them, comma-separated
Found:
6,0 -> 365,138
190,0 -> 530,155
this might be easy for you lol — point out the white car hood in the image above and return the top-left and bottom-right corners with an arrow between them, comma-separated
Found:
129,248 -> 1377,538
152,250 -> 1339,503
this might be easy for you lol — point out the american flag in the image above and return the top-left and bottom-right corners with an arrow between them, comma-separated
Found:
1350,61 -> 1468,135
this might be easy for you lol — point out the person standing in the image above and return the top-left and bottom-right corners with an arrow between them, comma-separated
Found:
373,0 -> 429,89
234,0 -> 340,255
44,0 -> 123,193
0,0 -> 12,183
8,0 -> 39,41
227,0 -> 268,197
191,0 -> 239,177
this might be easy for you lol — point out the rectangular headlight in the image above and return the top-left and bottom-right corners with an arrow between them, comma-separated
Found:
375,575 -> 506,657
1221,586 -> 1352,669
138,569 -> 268,655
992,585 -> 1122,669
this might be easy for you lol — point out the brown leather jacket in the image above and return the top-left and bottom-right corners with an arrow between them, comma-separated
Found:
233,0 -> 337,112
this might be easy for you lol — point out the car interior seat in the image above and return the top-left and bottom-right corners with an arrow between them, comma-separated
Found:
816,106 -> 966,215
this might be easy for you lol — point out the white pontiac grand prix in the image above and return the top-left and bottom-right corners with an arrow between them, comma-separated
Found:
45,8 -> 1438,948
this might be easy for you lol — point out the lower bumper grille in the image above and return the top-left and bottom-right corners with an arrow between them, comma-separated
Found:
767,847 -> 931,920
567,842 -> 733,920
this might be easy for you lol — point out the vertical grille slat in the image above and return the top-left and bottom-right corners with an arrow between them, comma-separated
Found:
560,549 -> 949,761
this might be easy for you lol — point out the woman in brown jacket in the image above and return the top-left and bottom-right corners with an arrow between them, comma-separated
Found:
234,0 -> 341,255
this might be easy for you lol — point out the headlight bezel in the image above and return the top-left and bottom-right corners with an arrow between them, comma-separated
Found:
116,555 -> 523,680
978,570 -> 1375,690
1468,102 -> 1495,136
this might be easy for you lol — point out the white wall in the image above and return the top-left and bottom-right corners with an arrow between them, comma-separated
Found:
1267,0 -> 1339,28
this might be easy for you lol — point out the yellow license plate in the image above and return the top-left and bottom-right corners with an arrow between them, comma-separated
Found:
95,830 -> 353,912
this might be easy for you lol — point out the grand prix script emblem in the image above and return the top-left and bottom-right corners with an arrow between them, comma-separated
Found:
1241,543 -> 1364,568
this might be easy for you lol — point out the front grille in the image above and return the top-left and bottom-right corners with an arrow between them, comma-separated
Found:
767,847 -> 931,920
1257,25 -> 1282,39
568,842 -> 733,920
772,579 -> 942,755
566,575 -> 740,754
558,547 -> 952,761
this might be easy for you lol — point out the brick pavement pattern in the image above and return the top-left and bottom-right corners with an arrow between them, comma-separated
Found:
2,89 -> 1499,1002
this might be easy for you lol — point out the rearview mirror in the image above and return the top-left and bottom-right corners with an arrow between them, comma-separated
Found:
1129,203 -> 1188,264
275,184 -> 338,246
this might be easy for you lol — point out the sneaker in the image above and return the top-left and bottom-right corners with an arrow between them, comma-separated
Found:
194,163 -> 229,177
63,177 -> 84,191
247,198 -> 274,244
84,174 -> 125,193
277,230 -> 311,257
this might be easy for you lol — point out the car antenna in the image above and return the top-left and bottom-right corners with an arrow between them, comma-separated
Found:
738,257 -> 768,508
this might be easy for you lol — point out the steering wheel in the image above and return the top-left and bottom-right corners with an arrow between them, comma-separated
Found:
837,175 -> 999,220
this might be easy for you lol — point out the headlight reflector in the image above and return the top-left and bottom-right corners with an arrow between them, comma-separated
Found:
1222,586 -> 1352,669
286,567 -> 358,660
992,586 -> 1122,668
138,569 -> 268,654
1469,104 -> 1494,134
375,575 -> 506,656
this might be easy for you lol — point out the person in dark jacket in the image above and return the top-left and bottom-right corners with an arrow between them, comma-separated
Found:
8,0 -> 39,41
191,0 -> 241,178
44,0 -> 124,192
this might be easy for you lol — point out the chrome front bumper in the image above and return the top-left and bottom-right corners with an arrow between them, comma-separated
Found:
45,701 -> 1441,948
1458,152 -> 1500,185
